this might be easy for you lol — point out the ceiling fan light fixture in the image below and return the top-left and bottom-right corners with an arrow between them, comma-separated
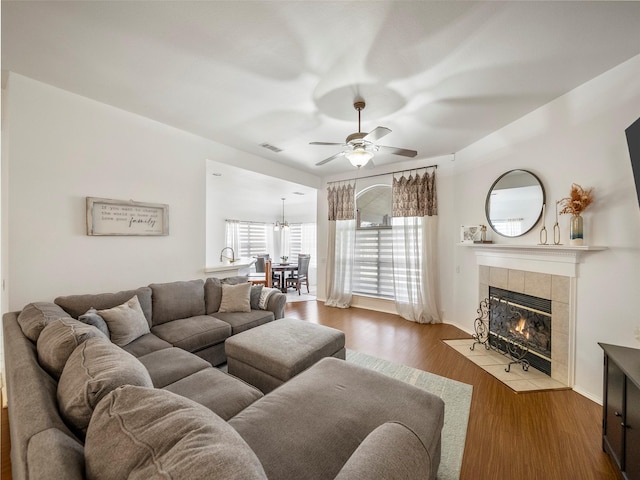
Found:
346,146 -> 374,168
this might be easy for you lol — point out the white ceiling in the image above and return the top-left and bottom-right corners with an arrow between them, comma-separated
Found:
3,1 -> 640,177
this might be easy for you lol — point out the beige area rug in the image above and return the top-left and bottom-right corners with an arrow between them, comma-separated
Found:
443,339 -> 569,393
347,350 -> 472,480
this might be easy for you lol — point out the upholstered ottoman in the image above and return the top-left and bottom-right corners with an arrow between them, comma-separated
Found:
225,317 -> 346,393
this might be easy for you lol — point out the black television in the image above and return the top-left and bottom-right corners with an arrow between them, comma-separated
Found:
626,116 -> 640,209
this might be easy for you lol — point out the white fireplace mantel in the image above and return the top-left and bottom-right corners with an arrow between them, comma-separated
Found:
457,243 -> 607,277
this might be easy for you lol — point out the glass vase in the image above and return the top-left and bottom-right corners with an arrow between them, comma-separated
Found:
569,214 -> 584,246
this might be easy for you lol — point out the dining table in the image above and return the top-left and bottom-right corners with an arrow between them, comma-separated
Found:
271,263 -> 298,293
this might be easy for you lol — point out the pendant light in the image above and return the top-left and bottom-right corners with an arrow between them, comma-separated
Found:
274,198 -> 290,231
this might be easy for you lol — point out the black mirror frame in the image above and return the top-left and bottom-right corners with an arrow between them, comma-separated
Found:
485,169 -> 546,238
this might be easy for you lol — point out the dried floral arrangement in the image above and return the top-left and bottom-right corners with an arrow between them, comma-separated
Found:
558,183 -> 594,216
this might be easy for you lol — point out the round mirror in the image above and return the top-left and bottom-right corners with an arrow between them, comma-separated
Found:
486,170 -> 545,237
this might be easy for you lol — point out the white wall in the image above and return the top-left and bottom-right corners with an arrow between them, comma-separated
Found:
447,53 -> 640,402
2,73 -> 320,311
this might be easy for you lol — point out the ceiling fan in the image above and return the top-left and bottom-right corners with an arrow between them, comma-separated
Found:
311,100 -> 418,168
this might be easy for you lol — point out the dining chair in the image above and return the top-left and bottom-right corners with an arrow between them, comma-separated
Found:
249,259 -> 272,287
255,254 -> 278,285
286,254 -> 310,295
253,256 -> 266,273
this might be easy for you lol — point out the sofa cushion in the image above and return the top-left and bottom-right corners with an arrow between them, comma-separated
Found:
137,347 -> 211,388
334,422 -> 432,480
36,318 -> 106,379
85,385 -> 268,480
97,295 -> 150,347
17,302 -> 72,342
121,332 -> 172,357
78,308 -> 110,339
55,287 -> 153,326
163,368 -> 263,420
149,279 -> 205,325
57,337 -> 153,435
204,276 -> 249,314
150,315 -> 231,353
219,282 -> 252,313
211,310 -> 275,335
27,428 -> 85,480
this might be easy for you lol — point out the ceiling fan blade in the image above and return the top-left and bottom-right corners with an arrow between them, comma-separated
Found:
315,151 -> 345,166
378,145 -> 418,158
310,142 -> 344,146
363,126 -> 391,143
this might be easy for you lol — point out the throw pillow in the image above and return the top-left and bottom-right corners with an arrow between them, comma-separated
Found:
78,308 -> 110,339
204,276 -> 249,314
258,287 -> 280,310
57,337 -> 153,436
37,318 -> 107,379
97,295 -> 150,347
250,285 -> 264,310
218,282 -> 252,313
17,302 -> 72,342
85,385 -> 268,480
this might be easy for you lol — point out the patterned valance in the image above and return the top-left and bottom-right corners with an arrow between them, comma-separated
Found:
327,183 -> 355,221
392,170 -> 437,217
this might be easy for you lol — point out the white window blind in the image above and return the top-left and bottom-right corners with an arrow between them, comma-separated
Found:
225,221 -> 271,258
288,223 -> 317,267
353,227 -> 394,299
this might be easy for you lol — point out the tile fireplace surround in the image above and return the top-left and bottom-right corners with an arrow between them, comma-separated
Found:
464,244 -> 606,388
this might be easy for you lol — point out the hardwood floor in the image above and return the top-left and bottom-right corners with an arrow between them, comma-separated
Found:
1,301 -> 621,480
288,301 -> 622,480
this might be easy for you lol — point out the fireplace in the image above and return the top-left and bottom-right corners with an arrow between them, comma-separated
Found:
467,244 -> 606,388
488,287 -> 552,375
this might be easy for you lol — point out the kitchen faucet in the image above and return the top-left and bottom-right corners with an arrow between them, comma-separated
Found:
220,247 -> 236,263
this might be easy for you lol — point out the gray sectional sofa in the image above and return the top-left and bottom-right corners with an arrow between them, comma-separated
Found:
3,276 -> 446,480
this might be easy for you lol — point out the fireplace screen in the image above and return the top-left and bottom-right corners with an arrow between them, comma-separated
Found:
488,287 -> 552,375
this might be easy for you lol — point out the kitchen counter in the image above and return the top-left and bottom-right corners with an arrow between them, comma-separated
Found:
204,257 -> 255,278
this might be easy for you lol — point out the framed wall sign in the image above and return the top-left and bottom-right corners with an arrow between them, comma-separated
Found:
86,197 -> 169,236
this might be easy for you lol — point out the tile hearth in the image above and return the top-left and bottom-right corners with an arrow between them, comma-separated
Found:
444,339 -> 569,393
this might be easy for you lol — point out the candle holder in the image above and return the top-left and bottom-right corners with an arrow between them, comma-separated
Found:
538,203 -> 548,245
553,200 -> 562,245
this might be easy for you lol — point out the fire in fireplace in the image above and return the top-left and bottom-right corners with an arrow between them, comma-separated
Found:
488,287 -> 552,375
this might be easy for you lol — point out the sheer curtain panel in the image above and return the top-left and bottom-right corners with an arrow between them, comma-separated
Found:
391,170 -> 441,324
224,220 -> 241,256
325,182 -> 356,308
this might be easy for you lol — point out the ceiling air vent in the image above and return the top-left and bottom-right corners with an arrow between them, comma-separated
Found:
260,143 -> 283,153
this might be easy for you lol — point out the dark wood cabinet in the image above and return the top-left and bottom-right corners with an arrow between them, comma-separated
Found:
600,343 -> 640,480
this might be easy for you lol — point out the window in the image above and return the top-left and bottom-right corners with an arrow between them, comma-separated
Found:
225,221 -> 272,258
357,184 -> 392,228
225,220 -> 316,267
353,227 -> 394,298
288,223 -> 317,267
353,184 -> 394,299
